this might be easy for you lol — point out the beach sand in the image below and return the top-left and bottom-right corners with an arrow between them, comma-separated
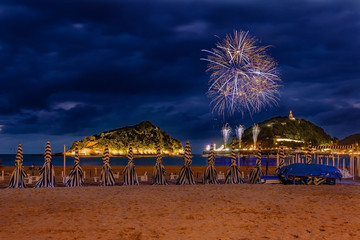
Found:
1,166 -> 360,239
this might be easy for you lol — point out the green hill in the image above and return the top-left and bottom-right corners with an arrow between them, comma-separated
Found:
69,121 -> 183,155
339,134 -> 360,145
233,116 -> 333,148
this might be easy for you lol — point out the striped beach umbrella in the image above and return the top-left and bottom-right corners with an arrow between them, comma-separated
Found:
152,143 -> 167,185
8,144 -> 27,188
35,141 -> 56,188
203,144 -> 218,184
249,143 -> 263,184
276,143 -> 285,174
225,143 -> 244,184
313,177 -> 326,185
306,144 -> 312,164
100,145 -> 116,186
308,144 -> 325,185
305,144 -> 324,185
123,144 -> 139,185
176,141 -> 195,185
66,144 -> 84,187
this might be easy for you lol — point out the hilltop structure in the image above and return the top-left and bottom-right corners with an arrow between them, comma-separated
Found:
289,110 -> 295,120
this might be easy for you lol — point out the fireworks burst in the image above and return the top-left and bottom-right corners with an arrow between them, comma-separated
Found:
201,30 -> 281,115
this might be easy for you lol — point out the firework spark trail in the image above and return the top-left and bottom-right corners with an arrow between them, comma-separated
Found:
252,124 -> 260,149
222,123 -> 231,147
236,125 -> 245,148
202,30 -> 281,115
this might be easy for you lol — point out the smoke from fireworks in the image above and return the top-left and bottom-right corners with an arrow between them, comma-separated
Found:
202,30 -> 281,115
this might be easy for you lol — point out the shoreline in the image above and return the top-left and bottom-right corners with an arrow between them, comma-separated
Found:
0,153 -> 186,158
0,165 -> 276,188
63,154 -> 184,158
1,165 -> 358,189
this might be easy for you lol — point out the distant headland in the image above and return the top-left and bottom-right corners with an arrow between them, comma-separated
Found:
67,121 -> 183,156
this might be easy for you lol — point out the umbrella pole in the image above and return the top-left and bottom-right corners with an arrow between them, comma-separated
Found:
63,144 -> 66,184
237,152 -> 240,167
356,155 -> 360,177
351,155 -> 354,180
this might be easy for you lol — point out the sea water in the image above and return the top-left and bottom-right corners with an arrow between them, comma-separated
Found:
0,154 -> 279,167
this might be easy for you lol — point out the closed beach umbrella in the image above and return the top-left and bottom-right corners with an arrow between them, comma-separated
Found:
203,144 -> 218,184
176,141 -> 195,185
8,144 -> 27,188
100,145 -> 116,186
123,144 -> 139,185
225,143 -> 244,184
276,143 -> 285,174
66,143 -> 84,187
305,144 -> 322,184
152,143 -> 167,185
35,141 -> 56,188
249,143 -> 263,184
306,144 -> 312,164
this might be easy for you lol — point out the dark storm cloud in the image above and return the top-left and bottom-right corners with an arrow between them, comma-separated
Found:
0,0 -> 359,153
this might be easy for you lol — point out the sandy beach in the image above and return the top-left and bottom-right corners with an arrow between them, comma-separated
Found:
1,165 -> 360,240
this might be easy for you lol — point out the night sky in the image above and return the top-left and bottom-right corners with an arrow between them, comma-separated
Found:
0,0 -> 359,154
